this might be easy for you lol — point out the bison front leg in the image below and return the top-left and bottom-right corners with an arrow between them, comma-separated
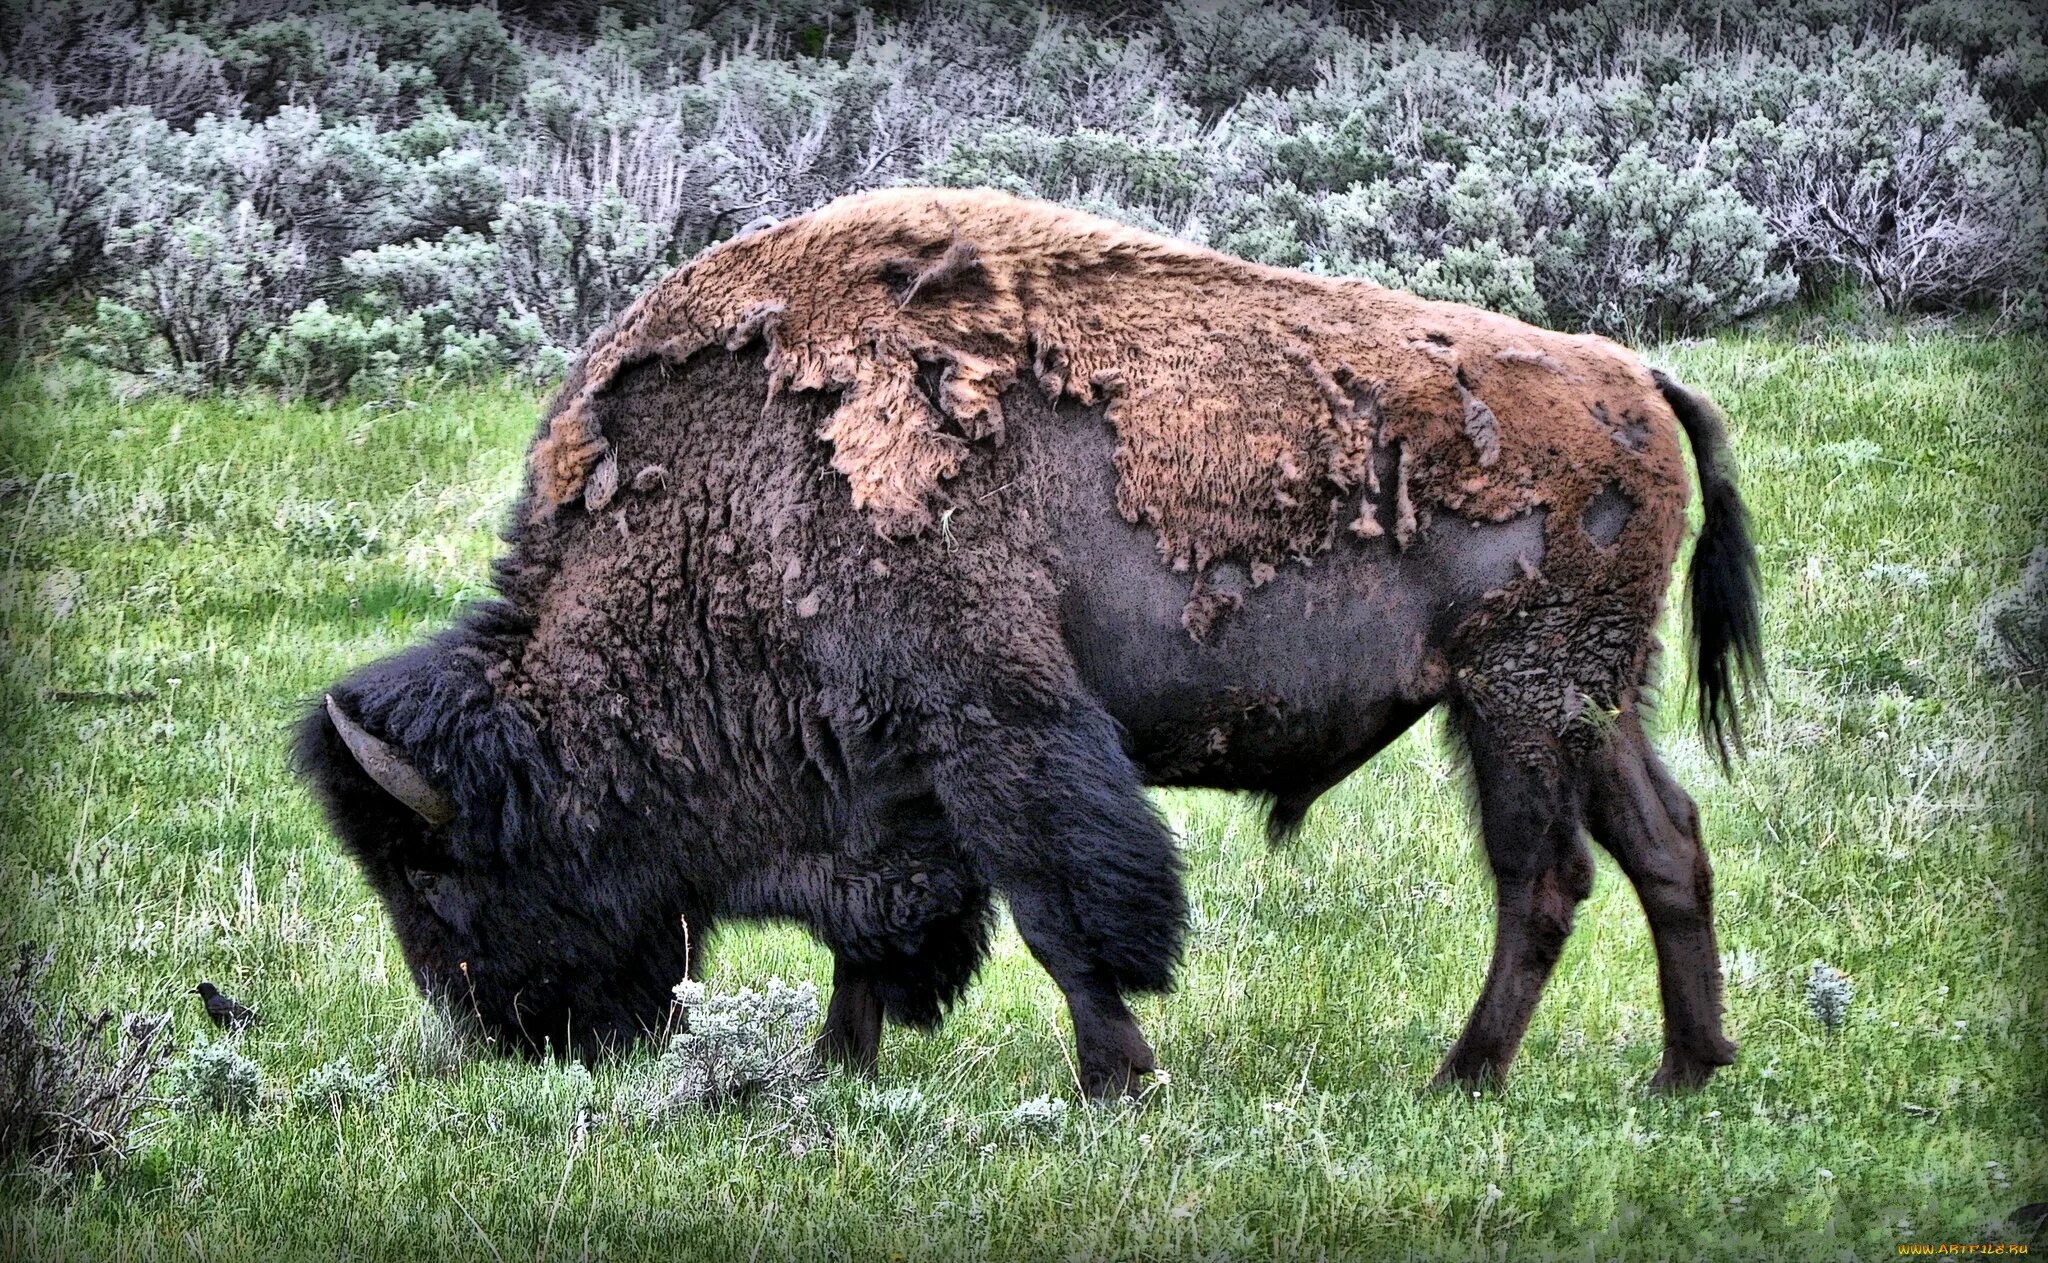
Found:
932,704 -> 1186,1099
816,957 -> 884,1074
1006,887 -> 1162,1098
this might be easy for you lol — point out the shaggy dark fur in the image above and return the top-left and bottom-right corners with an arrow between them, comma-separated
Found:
300,219 -> 1761,1097
297,346 -> 1150,1078
1654,370 -> 1765,767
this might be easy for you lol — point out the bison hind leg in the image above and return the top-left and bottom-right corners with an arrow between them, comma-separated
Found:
1432,703 -> 1595,1092
1582,707 -> 1736,1090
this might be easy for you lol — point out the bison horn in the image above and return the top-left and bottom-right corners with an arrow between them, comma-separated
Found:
324,695 -> 456,826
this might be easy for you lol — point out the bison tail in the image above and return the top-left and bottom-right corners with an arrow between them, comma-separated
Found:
1654,369 -> 1765,771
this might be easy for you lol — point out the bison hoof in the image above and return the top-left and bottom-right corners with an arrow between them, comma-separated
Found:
1428,1057 -> 1509,1095
814,1029 -> 879,1075
1080,1060 -> 1154,1101
1079,1046 -> 1157,1101
1648,1041 -> 1735,1093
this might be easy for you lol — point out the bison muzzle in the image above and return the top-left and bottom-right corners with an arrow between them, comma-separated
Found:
297,188 -> 1763,1098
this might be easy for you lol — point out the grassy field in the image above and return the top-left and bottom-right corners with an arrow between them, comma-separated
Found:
1,326 -> 2044,1261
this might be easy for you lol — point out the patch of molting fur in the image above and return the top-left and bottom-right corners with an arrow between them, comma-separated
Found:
1180,575 -> 1243,644
1348,490 -> 1383,539
1587,400 -> 1652,453
584,445 -> 620,512
814,363 -> 971,537
886,233 -> 984,308
1495,346 -> 1565,373
1283,348 -> 1382,502
1029,336 -> 1066,396
1351,376 -> 1386,495
1392,444 -> 1418,550
1272,448 -> 1304,508
530,187 -> 1691,597
934,355 -> 1010,441
1582,482 -> 1635,548
1289,343 -> 1351,428
1400,642 -> 1452,702
1457,373 -> 1501,468
1447,509 -> 1667,764
726,301 -> 784,352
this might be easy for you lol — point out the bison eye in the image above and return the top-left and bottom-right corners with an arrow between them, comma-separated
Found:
406,868 -> 441,897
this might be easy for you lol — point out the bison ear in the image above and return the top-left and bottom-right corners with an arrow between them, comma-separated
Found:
324,695 -> 457,826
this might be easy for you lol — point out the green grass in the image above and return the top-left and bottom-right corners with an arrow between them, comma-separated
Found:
1,329 -> 2044,1261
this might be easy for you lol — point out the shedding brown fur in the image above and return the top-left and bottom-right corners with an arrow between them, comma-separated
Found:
533,189 -> 1688,602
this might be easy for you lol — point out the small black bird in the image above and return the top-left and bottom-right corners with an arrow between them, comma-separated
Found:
193,982 -> 257,1032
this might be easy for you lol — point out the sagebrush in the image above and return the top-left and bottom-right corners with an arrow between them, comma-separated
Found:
3,0 -> 2044,396
0,944 -> 172,1178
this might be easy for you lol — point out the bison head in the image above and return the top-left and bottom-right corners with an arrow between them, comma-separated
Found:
295,624 -> 695,1058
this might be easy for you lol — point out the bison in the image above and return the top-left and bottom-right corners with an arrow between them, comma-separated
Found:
297,188 -> 1762,1098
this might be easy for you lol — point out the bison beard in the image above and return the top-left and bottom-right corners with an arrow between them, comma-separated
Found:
297,189 -> 1760,1098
